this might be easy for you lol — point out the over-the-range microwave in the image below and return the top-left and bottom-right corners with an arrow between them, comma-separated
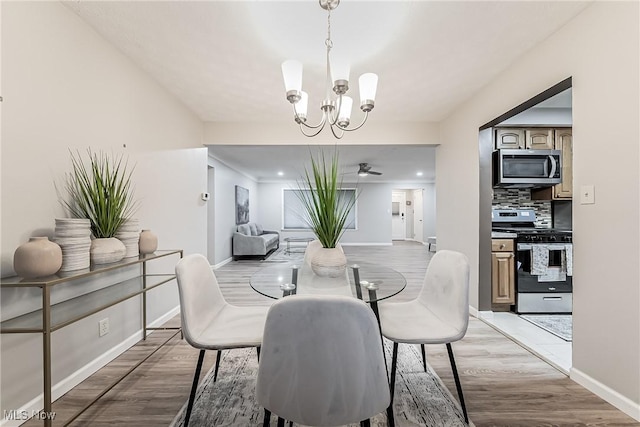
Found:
493,149 -> 562,188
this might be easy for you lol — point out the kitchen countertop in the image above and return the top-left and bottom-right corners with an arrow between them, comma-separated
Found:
492,231 -> 518,239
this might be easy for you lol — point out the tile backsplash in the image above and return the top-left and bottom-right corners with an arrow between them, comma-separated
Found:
492,188 -> 552,228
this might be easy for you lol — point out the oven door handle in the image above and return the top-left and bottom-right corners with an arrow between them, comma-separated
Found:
548,155 -> 557,178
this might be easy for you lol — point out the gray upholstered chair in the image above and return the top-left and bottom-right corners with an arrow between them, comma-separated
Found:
256,295 -> 391,427
175,254 -> 269,427
378,249 -> 471,424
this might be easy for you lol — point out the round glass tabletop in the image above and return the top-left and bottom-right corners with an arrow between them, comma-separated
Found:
250,261 -> 406,303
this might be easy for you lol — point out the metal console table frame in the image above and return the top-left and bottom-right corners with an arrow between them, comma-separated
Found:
0,249 -> 183,426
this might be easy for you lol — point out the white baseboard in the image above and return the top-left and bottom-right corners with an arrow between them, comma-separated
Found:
570,367 -> 640,421
339,242 -> 393,246
212,257 -> 233,270
2,308 -> 182,427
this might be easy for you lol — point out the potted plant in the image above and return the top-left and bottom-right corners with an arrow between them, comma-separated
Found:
294,148 -> 357,277
62,150 -> 137,264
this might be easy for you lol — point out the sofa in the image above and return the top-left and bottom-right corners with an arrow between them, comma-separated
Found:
232,222 -> 280,259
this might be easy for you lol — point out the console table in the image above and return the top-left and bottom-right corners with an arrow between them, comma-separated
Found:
0,249 -> 183,426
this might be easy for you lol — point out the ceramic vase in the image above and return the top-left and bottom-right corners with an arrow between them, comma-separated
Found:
310,246 -> 347,278
55,218 -> 91,271
13,237 -> 63,279
90,237 -> 126,264
139,229 -> 158,254
116,218 -> 141,258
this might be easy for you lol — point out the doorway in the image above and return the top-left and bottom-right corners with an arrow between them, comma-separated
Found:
207,165 -> 215,265
391,191 -> 406,240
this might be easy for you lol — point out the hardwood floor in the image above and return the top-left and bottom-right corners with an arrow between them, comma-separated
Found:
24,241 -> 639,426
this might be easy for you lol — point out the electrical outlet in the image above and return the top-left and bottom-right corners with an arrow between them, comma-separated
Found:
99,318 -> 109,337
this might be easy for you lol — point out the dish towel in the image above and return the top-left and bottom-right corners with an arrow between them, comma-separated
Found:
564,244 -> 573,276
530,245 -> 549,275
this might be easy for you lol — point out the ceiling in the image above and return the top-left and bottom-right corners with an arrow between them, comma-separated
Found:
65,1 -> 588,182
210,144 -> 436,183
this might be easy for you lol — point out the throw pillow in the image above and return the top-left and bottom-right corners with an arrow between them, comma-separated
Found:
249,223 -> 258,236
255,223 -> 264,235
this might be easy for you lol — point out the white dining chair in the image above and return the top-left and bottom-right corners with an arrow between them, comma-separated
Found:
378,249 -> 471,424
175,254 -> 269,427
256,294 -> 391,427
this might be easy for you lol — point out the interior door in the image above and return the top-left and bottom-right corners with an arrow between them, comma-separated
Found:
391,191 -> 406,240
413,189 -> 424,243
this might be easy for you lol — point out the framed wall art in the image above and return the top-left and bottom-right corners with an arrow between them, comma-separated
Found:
235,185 -> 249,224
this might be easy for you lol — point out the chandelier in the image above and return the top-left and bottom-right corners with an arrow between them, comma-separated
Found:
281,0 -> 378,139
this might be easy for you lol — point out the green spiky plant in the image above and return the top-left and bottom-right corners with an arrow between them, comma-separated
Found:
62,150 -> 137,238
294,149 -> 357,248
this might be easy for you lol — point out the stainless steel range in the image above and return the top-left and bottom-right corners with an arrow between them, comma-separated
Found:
492,209 -> 573,314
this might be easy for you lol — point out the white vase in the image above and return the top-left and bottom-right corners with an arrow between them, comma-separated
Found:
90,237 -> 126,264
139,229 -> 158,254
310,246 -> 347,278
13,237 -> 63,279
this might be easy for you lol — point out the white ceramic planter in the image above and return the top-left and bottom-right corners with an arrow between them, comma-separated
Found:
310,246 -> 347,278
13,237 -> 63,279
90,237 -> 126,264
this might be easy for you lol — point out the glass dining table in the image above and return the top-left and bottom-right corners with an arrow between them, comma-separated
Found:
250,261 -> 407,320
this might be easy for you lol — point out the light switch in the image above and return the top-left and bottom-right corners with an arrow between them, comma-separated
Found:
580,185 -> 595,204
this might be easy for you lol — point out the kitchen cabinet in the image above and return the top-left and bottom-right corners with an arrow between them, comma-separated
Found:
491,239 -> 515,305
531,128 -> 573,200
525,128 -> 555,149
495,128 -> 525,149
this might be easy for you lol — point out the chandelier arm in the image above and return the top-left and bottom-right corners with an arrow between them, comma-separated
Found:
337,111 -> 370,132
299,121 -> 328,138
327,95 -> 341,127
328,123 -> 345,139
292,104 -> 326,130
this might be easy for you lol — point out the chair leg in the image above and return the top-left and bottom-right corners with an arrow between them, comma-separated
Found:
184,349 -> 205,427
213,350 -> 222,382
256,346 -> 261,362
446,343 -> 469,424
277,417 -> 285,427
386,342 -> 398,427
360,420 -> 371,426
420,344 -> 427,372
263,409 -> 271,427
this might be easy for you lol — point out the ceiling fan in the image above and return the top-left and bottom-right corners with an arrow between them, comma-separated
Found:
358,163 -> 382,176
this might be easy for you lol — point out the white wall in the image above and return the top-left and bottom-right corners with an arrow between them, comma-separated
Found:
257,181 -> 435,245
207,156 -> 259,264
437,1 -> 639,417
1,2 -> 206,419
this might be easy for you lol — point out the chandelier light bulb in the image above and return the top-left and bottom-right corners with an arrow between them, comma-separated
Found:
294,91 -> 309,123
337,96 -> 353,128
282,60 -> 303,103
358,73 -> 378,112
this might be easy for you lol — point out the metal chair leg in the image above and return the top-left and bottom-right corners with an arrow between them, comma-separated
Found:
257,346 -> 261,362
360,419 -> 371,426
277,417 -> 285,427
213,350 -> 222,382
421,344 -> 427,372
184,349 -> 205,427
386,342 -> 398,427
446,343 -> 469,424
263,409 -> 271,427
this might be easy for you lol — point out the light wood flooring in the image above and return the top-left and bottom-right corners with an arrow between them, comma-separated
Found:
24,241 -> 639,426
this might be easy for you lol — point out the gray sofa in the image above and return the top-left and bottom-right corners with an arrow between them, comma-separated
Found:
232,222 -> 280,259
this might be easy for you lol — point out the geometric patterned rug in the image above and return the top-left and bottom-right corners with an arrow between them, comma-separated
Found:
170,340 -> 471,426
520,314 -> 573,342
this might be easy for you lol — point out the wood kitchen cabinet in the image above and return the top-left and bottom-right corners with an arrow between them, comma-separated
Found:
531,128 -> 573,200
495,128 -> 525,149
525,128 -> 555,149
491,239 -> 515,305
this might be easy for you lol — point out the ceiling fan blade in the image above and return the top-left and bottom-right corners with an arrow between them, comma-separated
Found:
368,171 -> 383,175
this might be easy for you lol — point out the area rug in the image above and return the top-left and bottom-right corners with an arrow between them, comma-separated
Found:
520,314 -> 572,342
264,246 -> 305,262
170,342 -> 470,427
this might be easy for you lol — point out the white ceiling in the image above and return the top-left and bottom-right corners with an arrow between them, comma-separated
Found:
211,144 -> 436,183
65,1 -> 588,182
